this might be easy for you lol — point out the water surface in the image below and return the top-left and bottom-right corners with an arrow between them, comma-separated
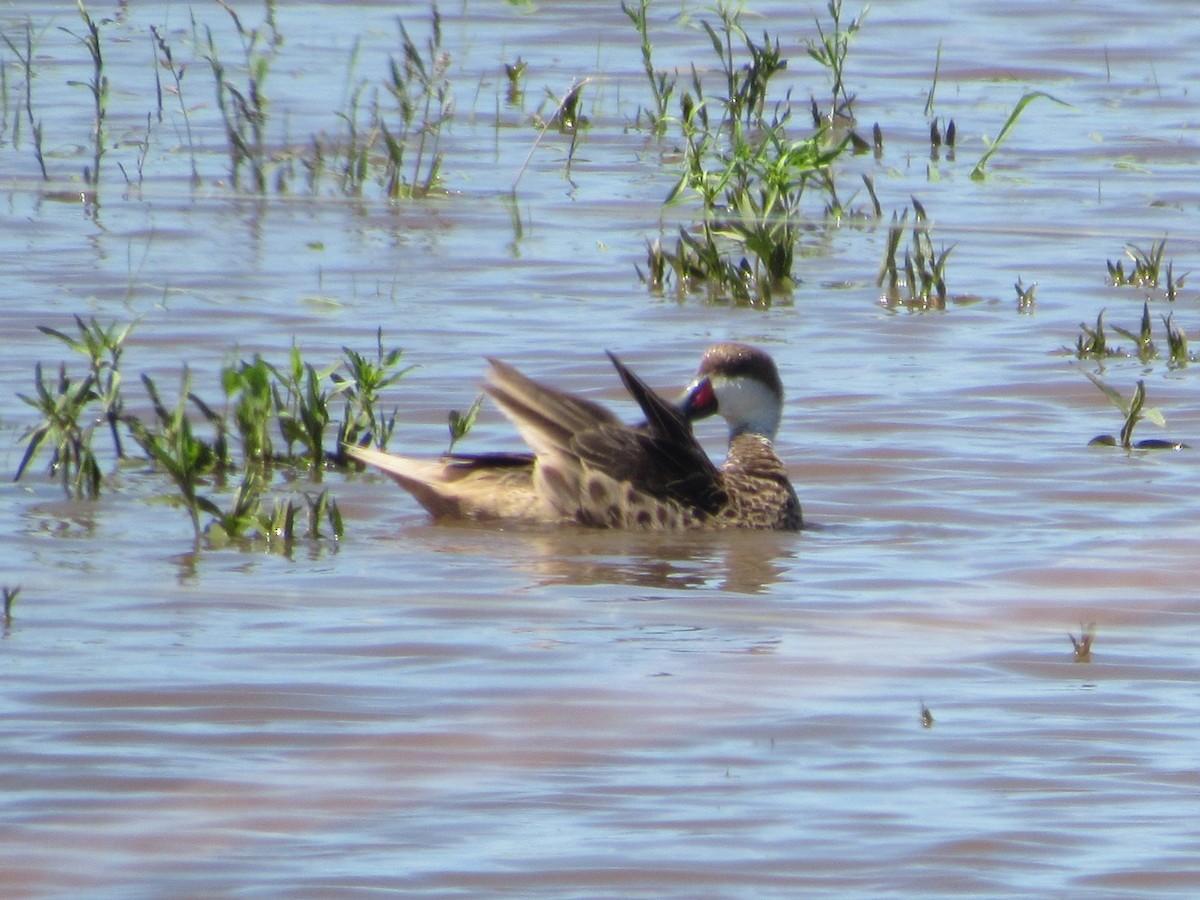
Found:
3,1 -> 1200,896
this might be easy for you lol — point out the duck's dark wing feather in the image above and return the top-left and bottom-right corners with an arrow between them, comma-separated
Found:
569,353 -> 727,515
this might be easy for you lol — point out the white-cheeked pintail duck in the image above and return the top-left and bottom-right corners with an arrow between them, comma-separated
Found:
346,342 -> 802,530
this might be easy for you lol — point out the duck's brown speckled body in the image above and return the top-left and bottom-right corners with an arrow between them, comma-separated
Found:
347,343 -> 801,530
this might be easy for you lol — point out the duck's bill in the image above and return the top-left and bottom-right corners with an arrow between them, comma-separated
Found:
680,376 -> 719,420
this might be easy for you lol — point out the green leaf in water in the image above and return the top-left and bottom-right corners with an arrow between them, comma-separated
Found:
971,91 -> 1072,181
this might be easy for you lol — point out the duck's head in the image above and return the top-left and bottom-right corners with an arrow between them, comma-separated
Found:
681,343 -> 785,441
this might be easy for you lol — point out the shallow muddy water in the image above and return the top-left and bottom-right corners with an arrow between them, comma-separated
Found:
4,1 -> 1200,896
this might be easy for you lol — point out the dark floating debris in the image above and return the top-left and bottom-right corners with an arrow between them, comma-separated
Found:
920,701 -> 934,729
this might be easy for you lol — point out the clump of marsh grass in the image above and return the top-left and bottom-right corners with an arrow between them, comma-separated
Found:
805,0 -> 867,125
61,1 -> 107,193
1106,238 -> 1187,299
198,0 -> 281,192
203,471 -> 343,551
15,363 -> 103,499
876,198 -> 954,310
150,25 -> 201,187
922,38 -> 957,163
1107,239 -> 1165,288
928,118 -> 956,161
320,2 -> 453,198
14,318 -> 431,552
1164,312 -> 1189,368
223,355 -> 279,465
1073,310 -> 1118,359
622,0 -> 675,134
14,314 -> 137,499
379,3 -> 452,198
125,371 -> 229,543
332,329 -> 415,457
1071,303 -> 1194,366
1109,301 -> 1156,362
512,76 -> 594,192
2,21 -> 49,181
636,2 -> 859,304
37,314 -> 135,459
8,5 -> 131,197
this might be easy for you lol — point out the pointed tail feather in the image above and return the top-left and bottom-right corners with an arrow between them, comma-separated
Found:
345,445 -> 468,518
346,443 -> 542,521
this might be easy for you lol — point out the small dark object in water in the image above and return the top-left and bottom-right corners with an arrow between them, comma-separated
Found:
1089,434 -> 1189,450
1134,438 -> 1189,450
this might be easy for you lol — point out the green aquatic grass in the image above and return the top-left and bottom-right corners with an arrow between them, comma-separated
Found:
622,0 -> 675,134
2,586 -> 19,630
1107,239 -> 1165,288
4,0 -> 450,199
876,199 -> 954,311
1,21 -> 49,181
1084,373 -> 1185,451
1106,238 -> 1187,300
150,25 -> 200,187
923,38 -> 942,118
1072,303 -> 1195,366
1014,277 -> 1036,314
0,10 -> 126,191
198,0 -> 280,192
447,395 -> 485,454
1110,301 -> 1156,362
334,329 -> 414,456
125,370 -> 226,545
37,315 -> 135,459
703,5 -> 787,132
223,355 -> 278,465
1074,310 -> 1115,359
271,350 -> 340,468
1164,312 -> 1189,368
970,91 -> 1070,181
381,3 -> 451,198
15,363 -> 103,500
806,0 -> 868,123
642,2 -> 856,304
61,1 -> 107,192
513,76 -> 593,190
13,317 -> 431,551
504,57 -> 527,105
16,314 -> 134,500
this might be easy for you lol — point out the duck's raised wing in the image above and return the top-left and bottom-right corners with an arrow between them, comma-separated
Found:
568,353 -> 727,516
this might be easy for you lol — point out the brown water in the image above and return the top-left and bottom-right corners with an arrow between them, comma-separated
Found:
4,1 -> 1200,896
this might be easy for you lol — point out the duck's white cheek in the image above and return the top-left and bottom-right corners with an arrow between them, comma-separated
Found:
714,379 -> 782,437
